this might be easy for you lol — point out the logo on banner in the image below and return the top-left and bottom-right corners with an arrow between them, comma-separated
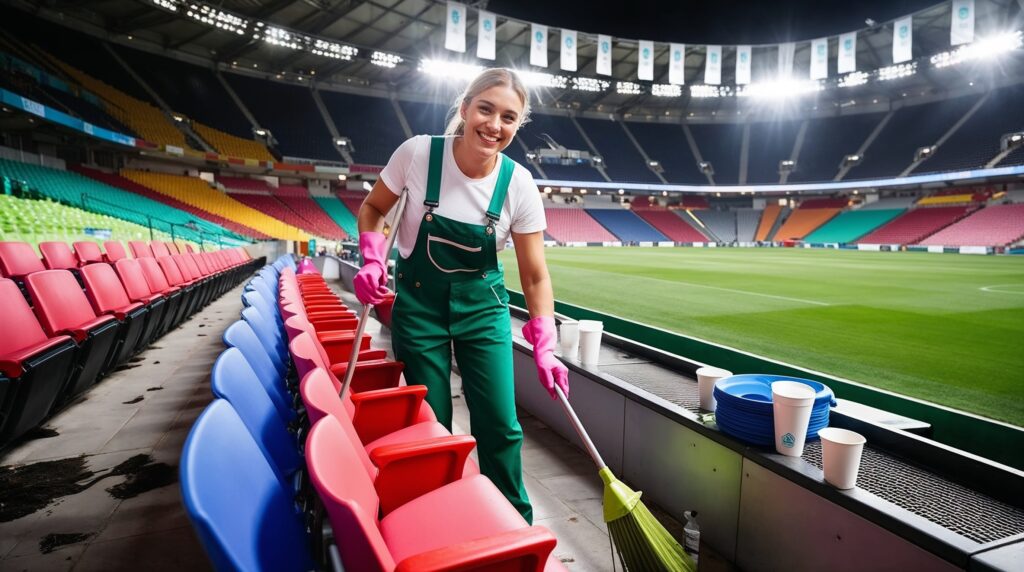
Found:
959,6 -> 969,19
565,36 -> 573,48
642,47 -> 650,59
451,10 -> 460,24
710,51 -> 718,63
740,51 -> 748,63
601,41 -> 610,53
535,31 -> 543,43
844,38 -> 853,51
899,25 -> 909,39
483,19 -> 493,32
674,50 -> 682,61
818,43 -> 826,56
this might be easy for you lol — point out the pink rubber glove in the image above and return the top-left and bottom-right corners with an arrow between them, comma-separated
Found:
353,231 -> 389,305
522,316 -> 569,400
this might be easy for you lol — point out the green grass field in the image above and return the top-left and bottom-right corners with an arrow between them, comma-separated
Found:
499,248 -> 1024,427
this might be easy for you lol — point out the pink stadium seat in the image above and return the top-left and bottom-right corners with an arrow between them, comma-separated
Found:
918,204 -> 1024,247
151,241 -> 172,258
73,241 -> 105,266
138,257 -> 187,329
39,242 -> 80,270
543,209 -> 617,243
114,258 -> 172,344
0,242 -> 45,283
856,206 -> 972,245
80,263 -> 148,365
104,241 -> 129,262
129,240 -> 153,258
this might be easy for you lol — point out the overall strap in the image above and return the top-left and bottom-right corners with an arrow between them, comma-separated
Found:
486,155 -> 515,223
424,136 -> 444,209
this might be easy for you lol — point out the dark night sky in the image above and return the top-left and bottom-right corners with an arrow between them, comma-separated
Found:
487,0 -> 942,45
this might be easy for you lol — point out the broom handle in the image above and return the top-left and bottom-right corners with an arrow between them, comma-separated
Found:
554,385 -> 607,470
340,190 -> 408,398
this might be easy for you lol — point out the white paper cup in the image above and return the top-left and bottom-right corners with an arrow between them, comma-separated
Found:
559,320 -> 579,361
696,366 -> 732,412
771,381 -> 816,457
818,427 -> 867,489
578,320 -> 603,366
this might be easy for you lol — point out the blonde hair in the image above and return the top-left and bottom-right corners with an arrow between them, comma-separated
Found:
444,68 -> 531,136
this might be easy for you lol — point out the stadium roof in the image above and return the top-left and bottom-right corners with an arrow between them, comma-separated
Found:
6,0 -> 1024,120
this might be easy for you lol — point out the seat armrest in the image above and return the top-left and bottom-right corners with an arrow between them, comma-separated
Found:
350,385 -> 427,443
394,526 -> 557,572
371,435 -> 476,516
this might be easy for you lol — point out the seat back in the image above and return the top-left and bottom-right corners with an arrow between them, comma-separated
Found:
25,270 -> 101,338
180,400 -> 315,572
128,241 -> 152,258
191,253 -> 211,276
222,321 -> 293,423
299,368 -> 375,474
182,253 -> 206,279
137,257 -> 172,293
286,326 -> 334,383
0,242 -> 45,278
241,306 -> 286,373
0,279 -> 52,377
171,254 -> 196,282
307,416 -> 394,572
210,349 -> 302,484
150,241 -> 171,258
38,242 -> 78,270
157,256 -> 186,286
80,263 -> 133,315
184,243 -> 196,254
103,241 -> 128,262
114,259 -> 157,301
72,241 -> 104,265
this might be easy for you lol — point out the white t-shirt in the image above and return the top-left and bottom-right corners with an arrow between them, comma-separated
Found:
379,135 -> 546,259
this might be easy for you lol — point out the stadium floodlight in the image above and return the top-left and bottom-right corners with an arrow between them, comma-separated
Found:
914,145 -> 936,161
841,154 -> 863,168
648,160 -> 664,173
690,85 -> 733,98
516,71 -> 569,89
419,59 -> 484,81
371,51 -> 403,68
738,79 -> 823,100
698,161 -> 715,176
151,0 -> 178,12
592,156 -> 604,165
651,84 -> 682,98
616,82 -> 643,95
579,188 -> 588,194
253,128 -> 268,137
525,152 -> 538,164
931,31 -> 1023,69
778,159 -> 796,174
543,186 -> 552,193
878,62 -> 917,81
1002,132 -> 1024,151
572,77 -> 610,93
838,72 -> 869,88
172,114 -> 185,122
337,174 -> 347,181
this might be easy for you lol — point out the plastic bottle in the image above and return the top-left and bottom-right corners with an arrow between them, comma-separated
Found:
683,510 -> 700,566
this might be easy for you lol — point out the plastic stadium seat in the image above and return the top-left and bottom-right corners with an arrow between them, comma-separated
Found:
0,241 -> 46,284
103,241 -> 129,263
137,257 -> 186,331
0,279 -> 77,447
151,241 -> 172,258
210,348 -> 302,487
114,258 -> 169,346
129,241 -> 153,258
72,241 -> 105,266
157,256 -> 199,321
25,270 -> 121,401
241,305 -> 288,375
39,241 -> 81,270
306,416 -> 561,572
222,321 -> 296,424
80,263 -> 148,365
181,400 -> 316,572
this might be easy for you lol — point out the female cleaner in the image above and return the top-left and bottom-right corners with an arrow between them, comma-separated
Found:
354,68 -> 568,523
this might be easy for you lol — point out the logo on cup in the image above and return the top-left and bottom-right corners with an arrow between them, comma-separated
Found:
781,432 -> 796,448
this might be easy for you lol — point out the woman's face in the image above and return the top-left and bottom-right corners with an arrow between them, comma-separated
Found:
460,84 -> 524,161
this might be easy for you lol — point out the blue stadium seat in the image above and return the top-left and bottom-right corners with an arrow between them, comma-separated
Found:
222,320 -> 295,424
585,209 -> 667,242
180,399 -> 315,572
241,305 -> 288,381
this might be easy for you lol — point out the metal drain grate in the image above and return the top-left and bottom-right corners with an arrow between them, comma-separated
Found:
600,363 -> 703,413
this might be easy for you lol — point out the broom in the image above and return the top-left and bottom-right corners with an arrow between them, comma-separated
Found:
554,385 -> 696,572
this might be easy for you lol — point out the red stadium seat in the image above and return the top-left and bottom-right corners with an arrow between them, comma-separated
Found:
39,242 -> 79,270
0,279 -> 77,447
151,241 -> 172,258
114,258 -> 171,345
72,241 -> 105,266
81,263 -> 148,365
137,257 -> 187,330
0,242 -> 46,285
103,241 -> 129,263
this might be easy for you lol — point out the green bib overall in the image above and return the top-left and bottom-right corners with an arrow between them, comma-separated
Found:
390,137 -> 532,523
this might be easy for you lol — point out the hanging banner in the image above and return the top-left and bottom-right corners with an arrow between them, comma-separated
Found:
810,37 -> 828,79
597,34 -> 613,76
893,16 -> 913,63
704,45 -> 721,85
838,32 -> 857,74
669,43 -> 686,85
477,10 -> 496,60
638,40 -> 654,81
444,2 -> 466,53
778,42 -> 795,78
561,29 -> 577,71
951,0 -> 975,46
530,24 -> 548,67
735,45 -> 751,85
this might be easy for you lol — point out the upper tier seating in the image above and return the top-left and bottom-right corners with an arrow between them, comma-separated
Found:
788,113 -> 884,183
399,99 -> 448,137
585,209 -> 667,242
803,209 -> 905,243
692,210 -> 738,243
688,123 -> 744,185
921,83 -> 1024,173
122,170 -> 308,241
314,195 -> 359,238
747,120 -> 803,184
628,123 -> 705,184
320,90 -> 407,166
799,197 -> 849,209
860,196 -> 918,210
632,209 -> 708,242
918,204 -> 1024,247
336,190 -> 366,221
275,193 -> 347,240
217,177 -> 272,192
856,206 -> 972,244
542,209 -> 617,243
192,123 -> 275,162
773,208 -> 841,241
225,193 -> 313,236
576,117 -> 661,183
847,95 -> 978,180
755,204 -> 782,241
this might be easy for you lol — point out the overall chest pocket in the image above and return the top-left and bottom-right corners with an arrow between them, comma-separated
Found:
426,234 -> 486,273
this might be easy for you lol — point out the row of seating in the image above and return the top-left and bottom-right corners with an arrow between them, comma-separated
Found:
0,240 -> 259,449
182,257 -> 564,570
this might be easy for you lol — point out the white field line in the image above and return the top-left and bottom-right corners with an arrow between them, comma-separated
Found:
559,266 -> 831,306
979,284 -> 1024,295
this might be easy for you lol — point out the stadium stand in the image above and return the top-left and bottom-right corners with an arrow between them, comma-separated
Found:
755,203 -> 783,241
747,120 -> 802,184
517,114 -> 606,182
0,194 -> 172,247
788,113 -> 885,182
586,208 -> 667,242
688,123 -> 744,185
543,209 -> 617,243
692,210 -> 738,243
399,99 -> 448,137
920,84 -> 1024,173
773,208 -> 841,241
856,205 -> 973,244
224,192 -> 313,236
736,208 -> 761,242
860,196 -> 919,210
803,209 -> 905,243
628,123 -> 706,184
576,117 -> 662,183
846,95 -> 978,180
274,186 -> 347,240
319,90 -> 407,166
224,74 -> 336,161
313,195 -> 359,238
336,189 -> 367,220
192,123 -> 275,162
121,170 -> 309,241
799,197 -> 850,209
632,208 -> 709,242
918,204 -> 1024,247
